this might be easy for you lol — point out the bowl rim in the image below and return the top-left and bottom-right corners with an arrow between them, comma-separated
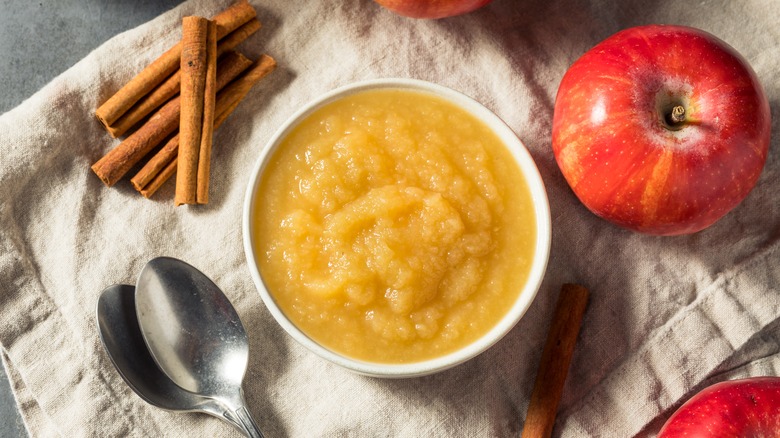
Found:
242,78 -> 551,378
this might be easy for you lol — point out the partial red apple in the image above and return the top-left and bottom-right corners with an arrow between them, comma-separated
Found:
552,25 -> 771,235
373,0 -> 492,19
659,377 -> 780,437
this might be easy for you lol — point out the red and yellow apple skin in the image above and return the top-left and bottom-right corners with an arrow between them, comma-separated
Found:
373,0 -> 492,19
658,377 -> 780,437
552,25 -> 771,235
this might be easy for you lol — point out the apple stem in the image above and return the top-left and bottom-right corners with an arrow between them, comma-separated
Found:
669,105 -> 686,124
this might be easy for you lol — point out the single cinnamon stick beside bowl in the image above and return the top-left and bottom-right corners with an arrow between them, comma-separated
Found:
91,51 -> 252,187
94,0 -> 256,136
521,284 -> 589,438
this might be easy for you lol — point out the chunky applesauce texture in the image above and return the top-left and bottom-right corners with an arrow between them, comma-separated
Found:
253,89 -> 536,364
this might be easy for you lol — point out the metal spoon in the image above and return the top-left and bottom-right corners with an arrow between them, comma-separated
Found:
96,284 -> 244,432
135,257 -> 264,438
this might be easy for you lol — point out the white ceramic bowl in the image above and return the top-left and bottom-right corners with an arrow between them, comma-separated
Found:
243,78 -> 551,378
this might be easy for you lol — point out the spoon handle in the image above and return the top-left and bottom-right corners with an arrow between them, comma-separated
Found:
235,406 -> 264,438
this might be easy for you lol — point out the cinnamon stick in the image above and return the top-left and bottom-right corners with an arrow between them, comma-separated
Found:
95,0 -> 256,135
106,70 -> 182,139
103,18 -> 261,139
91,51 -> 252,186
140,155 -> 178,199
131,134 -> 181,192
131,55 -> 277,198
134,98 -> 238,199
521,284 -> 589,438
223,54 -> 277,100
175,17 -> 215,206
217,17 -> 261,57
195,21 -> 218,204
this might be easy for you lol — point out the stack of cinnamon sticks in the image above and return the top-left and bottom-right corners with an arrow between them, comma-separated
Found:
91,0 -> 276,204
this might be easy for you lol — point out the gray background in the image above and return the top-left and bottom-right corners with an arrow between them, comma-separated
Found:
0,1 -> 183,436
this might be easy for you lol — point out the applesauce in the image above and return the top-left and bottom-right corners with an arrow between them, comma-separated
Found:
252,89 -> 536,364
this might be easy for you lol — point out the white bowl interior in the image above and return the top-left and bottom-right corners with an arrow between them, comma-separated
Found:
243,78 -> 551,377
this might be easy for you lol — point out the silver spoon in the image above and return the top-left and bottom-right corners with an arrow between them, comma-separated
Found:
135,257 -> 264,438
96,284 -> 244,432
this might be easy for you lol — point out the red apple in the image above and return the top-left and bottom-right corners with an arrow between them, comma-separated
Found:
658,377 -> 780,437
552,25 -> 771,235
373,0 -> 492,19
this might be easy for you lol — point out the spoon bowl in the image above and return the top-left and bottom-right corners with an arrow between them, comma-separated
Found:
96,284 -> 242,430
135,257 -> 264,438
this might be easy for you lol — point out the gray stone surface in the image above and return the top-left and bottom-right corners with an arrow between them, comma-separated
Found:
0,1 -> 183,436
0,369 -> 25,438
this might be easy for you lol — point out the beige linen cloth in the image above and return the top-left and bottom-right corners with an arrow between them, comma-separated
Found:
2,0 -> 779,436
